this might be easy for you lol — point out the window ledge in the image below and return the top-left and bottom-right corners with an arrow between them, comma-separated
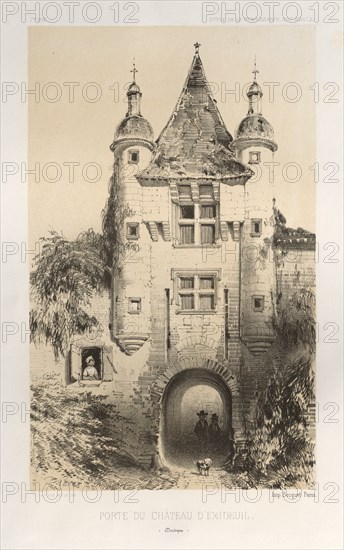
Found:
250,233 -> 262,238
175,309 -> 217,315
75,379 -> 104,387
172,244 -> 221,249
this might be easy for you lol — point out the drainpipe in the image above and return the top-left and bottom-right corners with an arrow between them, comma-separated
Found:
238,222 -> 242,338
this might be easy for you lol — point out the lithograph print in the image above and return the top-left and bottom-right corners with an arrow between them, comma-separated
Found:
29,26 -> 316,491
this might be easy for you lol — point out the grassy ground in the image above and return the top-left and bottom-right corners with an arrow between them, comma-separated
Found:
31,368 -> 315,491
31,372 -> 178,490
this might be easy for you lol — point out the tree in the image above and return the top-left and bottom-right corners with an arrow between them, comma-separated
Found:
274,287 -> 316,352
30,164 -> 134,359
30,229 -> 107,359
237,288 -> 316,487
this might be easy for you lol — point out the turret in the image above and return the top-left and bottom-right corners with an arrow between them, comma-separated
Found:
232,61 -> 278,354
109,61 -> 154,355
111,62 -> 154,151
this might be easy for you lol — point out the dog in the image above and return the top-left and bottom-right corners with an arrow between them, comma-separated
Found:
196,458 -> 213,476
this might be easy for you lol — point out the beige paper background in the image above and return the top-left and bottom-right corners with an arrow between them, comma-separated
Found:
1,7 -> 342,549
29,25 -> 316,246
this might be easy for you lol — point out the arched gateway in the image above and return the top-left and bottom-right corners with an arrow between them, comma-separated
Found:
150,356 -> 244,468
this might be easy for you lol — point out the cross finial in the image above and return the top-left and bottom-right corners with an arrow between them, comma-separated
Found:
194,42 -> 201,55
130,58 -> 138,82
252,56 -> 259,81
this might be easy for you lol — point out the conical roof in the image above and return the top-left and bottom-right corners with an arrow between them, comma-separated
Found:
138,52 -> 252,183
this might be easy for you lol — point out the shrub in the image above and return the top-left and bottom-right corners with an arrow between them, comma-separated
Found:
31,373 -> 140,487
240,356 -> 315,488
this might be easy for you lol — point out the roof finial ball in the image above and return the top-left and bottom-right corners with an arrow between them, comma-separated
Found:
194,42 -> 201,55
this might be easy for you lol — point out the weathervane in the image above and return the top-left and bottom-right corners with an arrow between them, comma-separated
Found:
194,42 -> 201,55
130,58 -> 138,82
252,56 -> 259,81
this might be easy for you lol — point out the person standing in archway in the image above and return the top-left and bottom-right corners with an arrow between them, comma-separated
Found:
208,413 -> 222,451
194,410 -> 209,453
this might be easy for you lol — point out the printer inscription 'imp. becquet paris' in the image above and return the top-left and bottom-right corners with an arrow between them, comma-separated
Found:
40,44 -> 316,482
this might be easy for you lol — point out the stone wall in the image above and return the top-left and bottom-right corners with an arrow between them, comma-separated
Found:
276,248 -> 316,298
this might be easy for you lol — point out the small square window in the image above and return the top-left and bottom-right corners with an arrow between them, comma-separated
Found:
128,150 -> 140,164
252,296 -> 264,312
175,271 -> 218,313
251,219 -> 262,237
249,151 -> 261,164
126,222 -> 139,239
128,298 -> 141,314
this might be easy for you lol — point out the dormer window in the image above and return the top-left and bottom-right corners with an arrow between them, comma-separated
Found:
177,183 -> 218,246
249,151 -> 261,164
128,150 -> 140,164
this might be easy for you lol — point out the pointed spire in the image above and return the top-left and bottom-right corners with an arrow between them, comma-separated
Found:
155,47 -> 233,148
137,47 -> 258,182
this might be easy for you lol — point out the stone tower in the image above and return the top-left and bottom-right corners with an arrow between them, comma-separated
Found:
110,63 -> 155,355
232,62 -> 278,355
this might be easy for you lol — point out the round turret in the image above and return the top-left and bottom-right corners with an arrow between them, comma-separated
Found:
115,115 -> 154,142
110,63 -> 154,151
232,64 -> 277,154
234,113 -> 277,152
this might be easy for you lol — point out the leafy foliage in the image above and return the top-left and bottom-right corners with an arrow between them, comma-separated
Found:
30,229 -> 108,359
245,356 -> 315,486
235,289 -> 316,488
274,288 -> 316,351
31,373 -> 174,489
30,164 -> 134,358
203,143 -> 252,178
101,162 -> 134,270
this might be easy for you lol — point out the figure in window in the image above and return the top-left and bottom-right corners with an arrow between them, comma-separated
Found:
82,356 -> 99,380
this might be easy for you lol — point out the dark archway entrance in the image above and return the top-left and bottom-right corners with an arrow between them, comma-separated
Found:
160,368 -> 232,468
